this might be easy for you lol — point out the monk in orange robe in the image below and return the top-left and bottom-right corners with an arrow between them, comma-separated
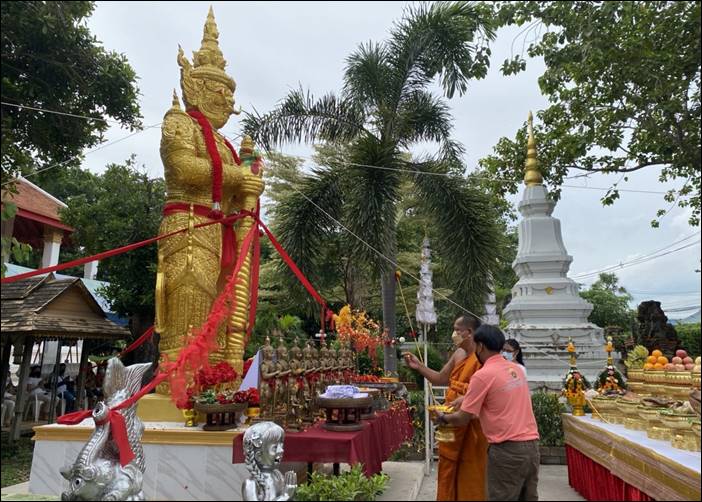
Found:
404,315 -> 488,501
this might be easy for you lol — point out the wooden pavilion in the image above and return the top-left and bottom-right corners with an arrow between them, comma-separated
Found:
1,273 -> 128,440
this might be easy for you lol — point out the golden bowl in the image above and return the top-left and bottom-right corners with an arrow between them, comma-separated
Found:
627,368 -> 644,382
636,405 -> 667,423
666,370 -> 693,386
591,396 -> 617,412
691,420 -> 700,438
658,412 -> 695,430
692,370 -> 701,390
644,369 -> 667,384
664,384 -> 693,401
617,398 -> 641,417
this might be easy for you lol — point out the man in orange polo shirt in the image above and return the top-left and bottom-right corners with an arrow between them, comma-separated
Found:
433,324 -> 540,501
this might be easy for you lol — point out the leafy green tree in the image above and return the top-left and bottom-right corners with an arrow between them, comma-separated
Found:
59,158 -> 164,364
481,1 -> 701,227
580,273 -> 635,331
245,2 -> 503,372
1,1 -> 142,274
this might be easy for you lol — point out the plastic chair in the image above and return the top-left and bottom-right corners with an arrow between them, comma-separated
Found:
24,394 -> 44,422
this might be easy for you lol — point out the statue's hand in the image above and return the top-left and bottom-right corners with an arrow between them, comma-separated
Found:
283,470 -> 297,499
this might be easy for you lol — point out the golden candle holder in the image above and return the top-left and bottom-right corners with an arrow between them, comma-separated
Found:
636,406 -> 672,440
428,404 -> 456,443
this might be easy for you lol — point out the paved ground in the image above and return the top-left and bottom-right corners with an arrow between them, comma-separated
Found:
414,463 -> 585,501
1,463 -> 585,501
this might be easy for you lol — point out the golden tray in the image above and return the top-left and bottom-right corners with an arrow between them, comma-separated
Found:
428,404 -> 457,443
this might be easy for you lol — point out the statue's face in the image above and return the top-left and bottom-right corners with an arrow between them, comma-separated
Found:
258,438 -> 284,467
198,80 -> 234,129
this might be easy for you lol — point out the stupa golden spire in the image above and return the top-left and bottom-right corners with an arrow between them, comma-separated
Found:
523,111 -> 543,186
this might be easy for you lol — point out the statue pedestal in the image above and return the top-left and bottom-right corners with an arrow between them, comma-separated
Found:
506,325 -> 608,391
137,393 -> 191,423
28,421 -> 305,501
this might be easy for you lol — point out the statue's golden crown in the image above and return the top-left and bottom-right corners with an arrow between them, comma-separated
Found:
178,6 -> 235,92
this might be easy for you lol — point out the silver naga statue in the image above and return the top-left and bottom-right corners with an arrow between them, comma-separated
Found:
60,358 -> 151,501
242,421 -> 297,501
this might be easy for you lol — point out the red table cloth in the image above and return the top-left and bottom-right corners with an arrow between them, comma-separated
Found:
232,402 -> 413,476
566,445 -> 654,501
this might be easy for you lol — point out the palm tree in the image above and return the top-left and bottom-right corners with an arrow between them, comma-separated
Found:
244,2 -> 502,372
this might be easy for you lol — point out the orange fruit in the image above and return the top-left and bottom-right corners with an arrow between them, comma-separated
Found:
653,363 -> 664,370
647,355 -> 658,364
657,356 -> 668,365
644,363 -> 654,370
652,349 -> 663,358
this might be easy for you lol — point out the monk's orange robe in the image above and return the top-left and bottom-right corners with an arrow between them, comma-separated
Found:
436,353 -> 488,501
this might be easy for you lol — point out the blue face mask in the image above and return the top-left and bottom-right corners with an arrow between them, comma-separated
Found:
502,351 -> 514,362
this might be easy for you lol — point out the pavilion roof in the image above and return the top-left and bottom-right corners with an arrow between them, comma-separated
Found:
1,274 -> 128,340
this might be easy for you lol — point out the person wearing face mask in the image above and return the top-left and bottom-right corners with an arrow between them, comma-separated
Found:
432,325 -> 540,501
503,339 -> 527,377
403,315 -> 487,501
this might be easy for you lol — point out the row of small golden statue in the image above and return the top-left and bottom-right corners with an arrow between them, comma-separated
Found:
577,338 -> 702,452
257,333 -> 356,431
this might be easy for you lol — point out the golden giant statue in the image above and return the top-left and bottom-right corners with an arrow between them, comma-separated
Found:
151,7 -> 264,412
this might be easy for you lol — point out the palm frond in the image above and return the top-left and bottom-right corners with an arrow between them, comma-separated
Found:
242,87 -> 369,151
387,1 -> 496,103
343,41 -> 392,113
411,161 -> 503,312
396,90 -> 465,161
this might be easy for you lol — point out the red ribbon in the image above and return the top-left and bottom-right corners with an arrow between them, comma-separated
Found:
186,109 -> 240,218
1,212 -> 246,284
162,202 -> 240,269
58,373 -> 168,467
118,326 -> 155,358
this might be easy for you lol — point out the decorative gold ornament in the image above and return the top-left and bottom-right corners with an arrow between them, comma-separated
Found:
155,7 -> 265,413
523,111 -> 544,186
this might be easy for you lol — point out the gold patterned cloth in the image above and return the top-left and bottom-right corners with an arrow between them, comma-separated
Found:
562,414 -> 700,501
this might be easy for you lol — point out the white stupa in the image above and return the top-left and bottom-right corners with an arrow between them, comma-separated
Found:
482,276 -> 500,326
503,112 -> 605,390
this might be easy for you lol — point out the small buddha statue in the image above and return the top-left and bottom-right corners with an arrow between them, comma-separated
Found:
259,337 -> 278,418
242,422 -> 297,501
274,338 -> 291,417
287,338 -> 305,429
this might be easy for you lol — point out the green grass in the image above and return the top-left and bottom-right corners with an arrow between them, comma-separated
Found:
1,432 -> 35,488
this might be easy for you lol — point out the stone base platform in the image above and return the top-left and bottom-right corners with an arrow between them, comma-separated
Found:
29,420 -> 305,501
506,326 -> 609,391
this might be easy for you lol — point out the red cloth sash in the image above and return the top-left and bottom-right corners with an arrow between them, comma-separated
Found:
186,109 -> 240,218
162,202 -> 238,269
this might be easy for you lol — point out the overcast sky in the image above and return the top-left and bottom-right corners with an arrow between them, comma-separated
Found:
78,1 -> 700,318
